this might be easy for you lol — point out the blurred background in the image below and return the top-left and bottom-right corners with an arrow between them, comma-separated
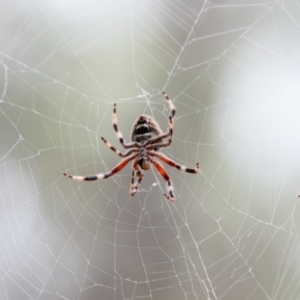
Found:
1,1 -> 300,299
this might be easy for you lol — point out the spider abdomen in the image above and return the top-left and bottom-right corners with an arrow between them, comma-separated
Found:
131,115 -> 163,145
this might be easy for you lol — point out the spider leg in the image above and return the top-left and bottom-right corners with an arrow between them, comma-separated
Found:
149,157 -> 175,202
162,91 -> 176,119
146,116 -> 173,149
162,92 -> 175,146
144,92 -> 175,147
101,137 -> 138,157
149,151 -> 200,173
158,91 -> 175,144
130,169 -> 145,196
63,153 -> 137,181
130,171 -> 136,195
112,103 -> 141,149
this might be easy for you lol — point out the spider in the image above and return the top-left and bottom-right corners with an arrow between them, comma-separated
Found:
63,92 -> 199,202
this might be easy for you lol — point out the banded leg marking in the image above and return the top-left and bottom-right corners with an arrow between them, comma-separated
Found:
64,154 -> 137,181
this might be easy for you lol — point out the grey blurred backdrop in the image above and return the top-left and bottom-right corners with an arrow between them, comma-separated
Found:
1,1 -> 300,299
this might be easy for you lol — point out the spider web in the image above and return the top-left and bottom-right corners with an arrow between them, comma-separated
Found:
1,0 -> 300,299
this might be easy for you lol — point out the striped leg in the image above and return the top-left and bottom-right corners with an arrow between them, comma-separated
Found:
149,158 -> 175,202
162,91 -> 175,146
63,154 -> 137,181
144,92 -> 175,147
101,137 -> 137,157
150,152 -> 200,174
162,91 -> 176,120
146,116 -> 174,149
130,170 -> 144,196
112,103 -> 138,149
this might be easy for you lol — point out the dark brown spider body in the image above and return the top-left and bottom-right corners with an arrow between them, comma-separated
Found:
131,115 -> 163,150
64,92 -> 199,202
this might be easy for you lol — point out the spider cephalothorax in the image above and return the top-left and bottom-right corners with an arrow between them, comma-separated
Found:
64,92 -> 199,202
